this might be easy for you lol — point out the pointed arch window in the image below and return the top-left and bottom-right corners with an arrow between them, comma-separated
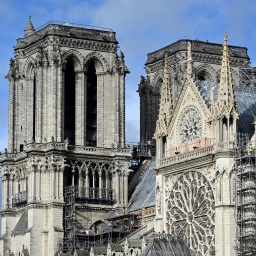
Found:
32,74 -> 36,141
86,62 -> 97,146
64,59 -> 76,144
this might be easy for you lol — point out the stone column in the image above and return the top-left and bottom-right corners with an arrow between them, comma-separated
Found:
2,177 -> 6,209
115,171 -> 120,205
92,170 -> 95,198
106,172 -> 109,190
75,71 -> 85,145
119,172 -> 124,204
123,173 -> 128,204
99,170 -> 102,198
78,169 -> 83,197
85,168 -> 89,197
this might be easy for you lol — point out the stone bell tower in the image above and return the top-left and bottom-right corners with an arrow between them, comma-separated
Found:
0,17 -> 131,256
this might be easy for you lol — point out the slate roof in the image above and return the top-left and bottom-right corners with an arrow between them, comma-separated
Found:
12,208 -> 28,236
15,21 -> 117,50
145,39 -> 249,65
141,235 -> 196,256
128,160 -> 156,211
197,80 -> 256,135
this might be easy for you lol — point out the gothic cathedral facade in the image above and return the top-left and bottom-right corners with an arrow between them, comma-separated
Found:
154,34 -> 256,255
0,18 -> 131,255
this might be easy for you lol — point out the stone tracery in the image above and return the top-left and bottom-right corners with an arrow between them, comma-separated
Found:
166,171 -> 215,255
178,106 -> 202,143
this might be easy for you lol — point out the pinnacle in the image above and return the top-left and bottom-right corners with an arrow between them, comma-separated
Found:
24,16 -> 35,37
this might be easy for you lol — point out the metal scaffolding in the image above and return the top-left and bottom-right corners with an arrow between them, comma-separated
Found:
238,66 -> 256,89
60,185 -> 137,254
235,133 -> 256,255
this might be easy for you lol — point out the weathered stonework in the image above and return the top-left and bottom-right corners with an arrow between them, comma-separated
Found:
0,18 -> 131,256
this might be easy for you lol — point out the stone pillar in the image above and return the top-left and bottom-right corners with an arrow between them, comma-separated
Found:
123,173 -> 128,204
119,172 -> 124,204
99,170 -> 102,198
8,177 -> 13,208
78,169 -> 83,196
106,172 -> 109,190
75,71 -> 85,145
2,177 -> 6,209
50,168 -> 54,200
85,168 -> 89,197
115,171 -> 120,205
92,170 -> 95,198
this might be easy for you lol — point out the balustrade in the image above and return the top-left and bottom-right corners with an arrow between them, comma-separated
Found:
12,190 -> 28,206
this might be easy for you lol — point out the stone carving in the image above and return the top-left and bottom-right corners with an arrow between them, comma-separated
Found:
166,171 -> 215,255
156,185 -> 161,214
178,106 -> 202,143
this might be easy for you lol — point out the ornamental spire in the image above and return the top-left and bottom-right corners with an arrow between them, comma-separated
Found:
187,41 -> 193,77
158,52 -> 172,121
218,32 -> 235,106
154,52 -> 172,138
24,16 -> 35,37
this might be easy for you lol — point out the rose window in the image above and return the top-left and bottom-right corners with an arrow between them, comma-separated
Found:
166,171 -> 215,255
178,107 -> 202,143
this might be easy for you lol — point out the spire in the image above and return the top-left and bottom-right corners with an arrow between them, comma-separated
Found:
24,16 -> 35,37
187,41 -> 193,77
154,52 -> 172,138
218,32 -> 235,105
158,52 -> 172,122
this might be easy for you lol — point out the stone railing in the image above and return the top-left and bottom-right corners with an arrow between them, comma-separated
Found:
76,187 -> 115,202
0,142 -> 131,161
142,206 -> 156,218
159,146 -> 214,168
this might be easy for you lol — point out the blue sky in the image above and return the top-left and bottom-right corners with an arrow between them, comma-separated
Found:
1,0 -> 256,151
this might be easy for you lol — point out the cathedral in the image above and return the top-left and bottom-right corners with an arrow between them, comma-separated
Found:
1,17 -> 256,256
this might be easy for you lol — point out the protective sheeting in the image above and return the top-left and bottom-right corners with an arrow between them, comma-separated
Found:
128,160 -> 156,212
235,89 -> 256,135
12,208 -> 28,236
141,235 -> 196,256
197,80 -> 256,135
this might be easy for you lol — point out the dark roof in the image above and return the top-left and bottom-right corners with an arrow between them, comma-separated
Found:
141,234 -> 196,256
197,80 -> 256,135
145,39 -> 249,65
12,208 -> 28,236
128,160 -> 156,211
15,21 -> 117,50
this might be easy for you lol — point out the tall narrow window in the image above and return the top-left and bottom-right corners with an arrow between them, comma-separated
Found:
32,75 -> 36,141
64,59 -> 76,144
86,63 -> 97,146
162,136 -> 166,158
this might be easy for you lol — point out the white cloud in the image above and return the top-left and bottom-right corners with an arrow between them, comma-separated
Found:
1,0 -> 256,145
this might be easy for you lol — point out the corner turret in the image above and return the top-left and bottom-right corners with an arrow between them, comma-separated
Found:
24,16 -> 35,37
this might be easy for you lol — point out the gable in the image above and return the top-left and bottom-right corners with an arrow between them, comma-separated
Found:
166,77 -> 212,156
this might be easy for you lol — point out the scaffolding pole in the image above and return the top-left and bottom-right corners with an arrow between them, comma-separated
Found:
235,133 -> 256,256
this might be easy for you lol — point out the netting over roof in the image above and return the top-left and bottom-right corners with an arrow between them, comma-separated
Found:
197,80 -> 256,135
141,234 -> 196,256
128,160 -> 156,211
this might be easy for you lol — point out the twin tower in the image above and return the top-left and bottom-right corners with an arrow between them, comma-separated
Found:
0,18 -> 131,255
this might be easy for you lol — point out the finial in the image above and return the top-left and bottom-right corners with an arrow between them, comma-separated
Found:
24,16 -> 35,37
224,31 -> 228,45
187,41 -> 193,77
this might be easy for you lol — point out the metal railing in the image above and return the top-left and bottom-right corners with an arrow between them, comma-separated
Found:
12,190 -> 28,206
75,187 -> 115,203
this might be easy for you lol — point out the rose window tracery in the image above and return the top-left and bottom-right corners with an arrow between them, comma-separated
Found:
166,171 -> 215,255
178,107 -> 202,143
